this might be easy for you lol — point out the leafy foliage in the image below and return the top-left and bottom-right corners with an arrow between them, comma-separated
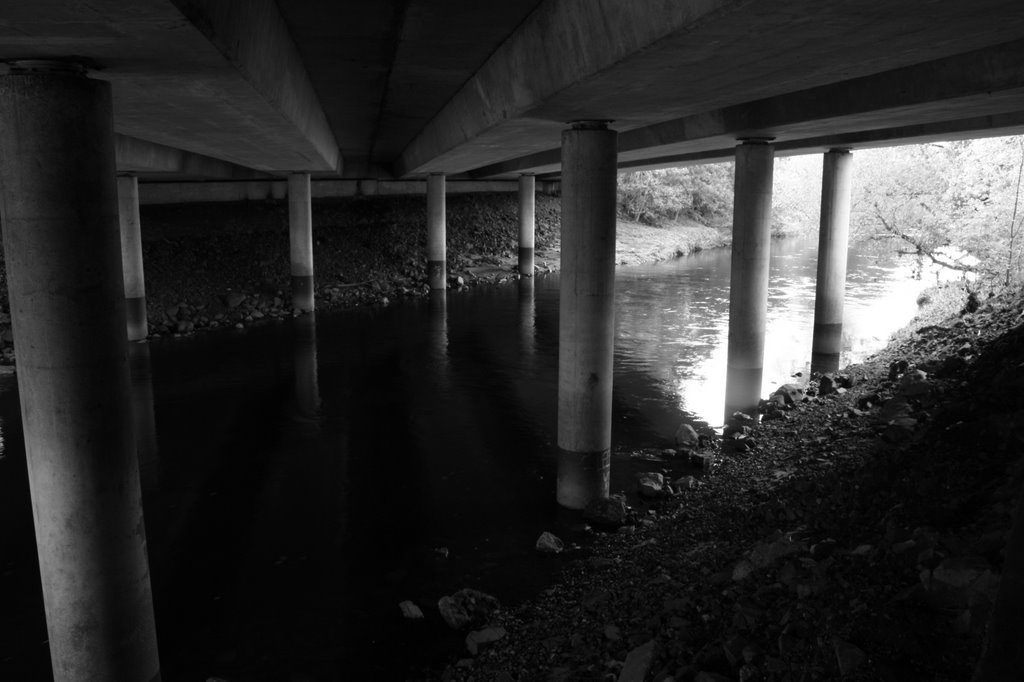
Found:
853,136 -> 1024,283
618,164 -> 734,227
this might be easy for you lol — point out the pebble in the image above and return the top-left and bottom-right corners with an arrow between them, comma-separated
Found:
398,600 -> 424,620
535,531 -> 565,554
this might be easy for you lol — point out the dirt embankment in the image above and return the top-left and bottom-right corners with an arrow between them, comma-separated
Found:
429,283 -> 1024,682
0,192 -> 726,350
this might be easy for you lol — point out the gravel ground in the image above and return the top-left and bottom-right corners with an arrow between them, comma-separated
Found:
424,282 -> 1024,682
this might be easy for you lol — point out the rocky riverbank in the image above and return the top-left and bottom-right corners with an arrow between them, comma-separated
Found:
424,282 -> 1024,682
0,191 -> 724,360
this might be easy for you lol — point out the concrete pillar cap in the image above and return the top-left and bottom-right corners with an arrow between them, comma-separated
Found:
737,136 -> 776,145
827,147 -> 854,154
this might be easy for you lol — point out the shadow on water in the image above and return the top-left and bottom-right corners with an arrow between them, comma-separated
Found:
0,238 -> 937,680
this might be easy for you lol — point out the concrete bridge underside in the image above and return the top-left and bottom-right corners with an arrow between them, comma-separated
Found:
0,0 -> 1021,181
2,3 -> 1024,681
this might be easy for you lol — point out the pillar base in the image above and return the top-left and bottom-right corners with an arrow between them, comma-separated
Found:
556,448 -> 610,510
518,247 -> 535,276
811,352 -> 841,375
811,322 -> 844,374
725,365 -> 763,420
291,275 -> 314,312
427,260 -> 446,290
125,296 -> 148,341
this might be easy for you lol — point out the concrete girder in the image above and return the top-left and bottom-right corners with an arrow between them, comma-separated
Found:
398,0 -> 1024,177
0,0 -> 341,173
469,39 -> 1024,178
115,134 -> 271,179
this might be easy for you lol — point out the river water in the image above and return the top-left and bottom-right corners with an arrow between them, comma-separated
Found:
0,237 -> 951,680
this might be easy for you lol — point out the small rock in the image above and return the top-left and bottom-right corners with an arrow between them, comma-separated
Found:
819,374 -> 839,396
732,558 -> 756,582
694,673 -> 733,682
224,292 -> 246,308
434,546 -> 450,559
604,624 -> 622,641
673,475 -> 698,490
465,626 -> 506,656
438,588 -> 500,630
399,600 -> 424,620
637,472 -> 666,498
898,369 -> 931,397
832,638 -> 866,676
674,423 -> 700,450
618,640 -> 656,682
773,384 -> 805,406
584,496 -> 629,530
535,531 -> 564,554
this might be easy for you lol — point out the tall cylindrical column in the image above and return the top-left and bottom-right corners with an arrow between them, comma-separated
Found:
0,61 -> 160,682
427,173 -> 446,290
725,139 -> 775,422
289,172 -> 314,312
117,175 -> 148,341
811,149 -> 854,374
518,173 -> 536,276
557,121 -> 617,509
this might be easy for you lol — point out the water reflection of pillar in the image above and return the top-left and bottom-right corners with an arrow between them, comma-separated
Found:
811,149 -> 853,374
518,275 -> 536,358
557,121 -> 617,509
129,343 -> 160,491
427,290 -> 449,365
293,313 -> 321,420
0,61 -> 160,681
725,139 -> 775,422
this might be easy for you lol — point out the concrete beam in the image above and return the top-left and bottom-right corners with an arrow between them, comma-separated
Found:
395,0 -> 745,176
138,178 -> 560,205
470,39 -> 1024,178
115,134 -> 270,179
615,39 -> 1024,165
168,0 -> 341,172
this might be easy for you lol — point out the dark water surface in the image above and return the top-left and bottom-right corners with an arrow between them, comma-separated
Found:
0,238 -> 939,680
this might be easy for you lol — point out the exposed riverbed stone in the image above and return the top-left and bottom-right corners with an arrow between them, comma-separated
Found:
535,531 -> 565,554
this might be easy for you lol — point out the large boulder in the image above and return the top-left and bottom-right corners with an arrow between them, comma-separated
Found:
535,531 -> 564,554
636,472 -> 665,499
438,588 -> 500,630
674,423 -> 700,451
772,384 -> 805,406
583,496 -> 629,531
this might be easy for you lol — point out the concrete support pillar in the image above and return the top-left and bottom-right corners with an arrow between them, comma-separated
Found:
557,121 -> 617,509
289,172 -> 314,311
427,173 -> 446,290
811,149 -> 854,374
0,61 -> 160,682
725,139 -> 775,422
518,173 -> 536,276
117,175 -> 148,341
